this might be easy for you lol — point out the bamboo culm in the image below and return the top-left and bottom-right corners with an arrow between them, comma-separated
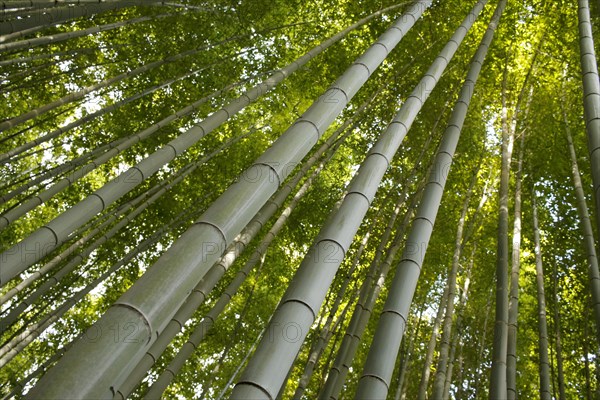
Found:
292,293 -> 354,400
532,191 -> 552,400
413,98 -> 459,400
292,168 -> 388,400
319,128 -> 439,400
354,3 -> 503,398
552,258 -> 567,400
4,71 -> 267,223
490,48 -> 513,400
506,123 -> 526,400
0,69 -> 256,224
562,96 -> 600,346
578,0 -> 600,241
323,5 -> 490,396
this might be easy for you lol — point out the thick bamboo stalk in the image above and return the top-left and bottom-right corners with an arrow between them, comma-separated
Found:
531,191 -> 552,400
355,3 -> 502,398
313,82 -> 446,381
490,56 -> 513,400
292,292 -> 354,400
145,263 -> 267,397
200,267 -> 270,400
328,124 -> 444,400
323,31 -> 466,400
1,3 -> 403,287
562,96 -> 600,346
0,61 -> 245,206
291,202 -> 385,400
112,228 -> 252,398
236,4 -> 492,398
578,0 -> 600,272
408,98 -> 457,400
506,128 -> 525,400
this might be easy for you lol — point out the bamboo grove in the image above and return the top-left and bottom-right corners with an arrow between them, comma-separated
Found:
1,0 -> 599,398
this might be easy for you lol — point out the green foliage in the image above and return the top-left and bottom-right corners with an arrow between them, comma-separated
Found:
0,0 -> 599,399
